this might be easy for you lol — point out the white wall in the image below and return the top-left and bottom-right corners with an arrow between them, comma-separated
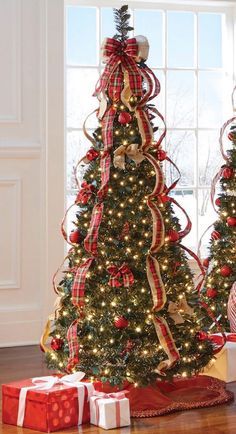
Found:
0,0 -> 65,347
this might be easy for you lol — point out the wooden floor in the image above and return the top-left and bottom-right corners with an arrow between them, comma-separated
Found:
0,346 -> 236,434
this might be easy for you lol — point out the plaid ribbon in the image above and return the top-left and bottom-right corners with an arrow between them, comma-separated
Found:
146,255 -> 166,310
139,66 -> 161,107
97,106 -> 116,200
219,116 -> 236,161
94,38 -> 143,102
75,181 -> 95,205
136,107 -> 153,151
107,263 -> 134,288
84,203 -> 104,256
72,257 -> 94,306
66,320 -> 79,370
169,197 -> 192,240
143,152 -> 179,369
153,317 -> 180,371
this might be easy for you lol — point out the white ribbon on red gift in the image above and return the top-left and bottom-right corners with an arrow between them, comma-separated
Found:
17,372 -> 94,427
91,390 -> 128,428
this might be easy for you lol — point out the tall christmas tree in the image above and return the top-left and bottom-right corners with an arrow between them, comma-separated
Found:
43,6 -> 214,387
200,112 -> 236,332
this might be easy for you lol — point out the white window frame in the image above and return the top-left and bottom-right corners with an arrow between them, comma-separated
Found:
64,0 -> 236,258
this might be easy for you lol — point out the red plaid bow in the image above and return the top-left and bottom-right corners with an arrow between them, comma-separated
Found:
107,263 -> 134,288
94,37 -> 143,102
75,182 -> 95,205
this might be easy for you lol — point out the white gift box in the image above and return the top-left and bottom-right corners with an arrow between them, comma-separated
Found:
90,393 -> 130,430
202,334 -> 236,383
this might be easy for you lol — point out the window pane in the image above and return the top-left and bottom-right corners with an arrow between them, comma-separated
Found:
198,13 -> 223,68
67,130 -> 92,190
198,130 -> 224,186
198,189 -> 218,257
198,71 -> 224,128
134,10 -> 163,67
166,130 -> 195,187
167,71 -> 195,128
67,68 -> 99,129
170,190 -> 197,250
101,7 -> 116,40
167,12 -> 195,68
66,6 -> 97,65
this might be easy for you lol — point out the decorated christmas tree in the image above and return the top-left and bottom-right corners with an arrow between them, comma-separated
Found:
200,109 -> 236,333
42,6 -> 214,387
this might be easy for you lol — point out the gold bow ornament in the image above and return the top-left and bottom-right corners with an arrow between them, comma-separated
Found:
168,295 -> 194,325
113,143 -> 145,170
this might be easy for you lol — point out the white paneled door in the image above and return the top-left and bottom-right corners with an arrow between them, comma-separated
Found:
0,0 -> 65,346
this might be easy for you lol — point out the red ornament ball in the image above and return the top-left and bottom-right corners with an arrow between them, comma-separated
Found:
215,198 -> 221,207
228,131 -> 236,141
206,288 -> 217,298
118,112 -> 132,124
51,337 -> 64,351
114,316 -> 129,329
157,149 -> 167,161
220,265 -> 233,277
222,167 -> 234,179
86,148 -> 100,162
203,258 -> 210,268
227,216 -> 236,227
69,229 -> 81,244
211,230 -> 221,240
197,331 -> 208,341
168,229 -> 180,242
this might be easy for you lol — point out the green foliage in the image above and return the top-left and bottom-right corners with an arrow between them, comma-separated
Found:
46,104 -> 214,386
113,5 -> 134,41
200,128 -> 236,332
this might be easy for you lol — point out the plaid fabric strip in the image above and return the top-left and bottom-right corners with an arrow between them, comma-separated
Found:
102,106 -> 116,152
84,203 -> 104,256
95,37 -> 142,101
108,65 -> 123,101
210,167 -> 224,213
145,153 -> 164,198
139,67 -> 154,106
154,317 -> 180,365
165,157 -> 181,193
136,107 -> 153,151
148,106 -> 166,149
146,254 -> 165,310
107,263 -> 134,288
144,153 -> 165,253
72,257 -> 94,306
67,320 -> 79,361
148,199 -> 165,253
143,66 -> 161,102
96,55 -> 121,97
121,55 -> 143,97
120,263 -> 135,287
169,198 -> 192,240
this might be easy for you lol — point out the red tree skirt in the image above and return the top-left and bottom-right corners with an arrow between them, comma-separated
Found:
97,375 -> 234,417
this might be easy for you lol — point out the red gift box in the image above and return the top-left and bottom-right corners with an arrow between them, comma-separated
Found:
2,374 -> 94,432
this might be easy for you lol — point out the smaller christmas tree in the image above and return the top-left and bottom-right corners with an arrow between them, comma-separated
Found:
200,114 -> 236,332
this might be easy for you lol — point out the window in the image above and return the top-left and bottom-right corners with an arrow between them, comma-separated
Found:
65,0 -> 234,255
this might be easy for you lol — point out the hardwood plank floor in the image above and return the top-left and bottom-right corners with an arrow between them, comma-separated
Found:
0,346 -> 235,434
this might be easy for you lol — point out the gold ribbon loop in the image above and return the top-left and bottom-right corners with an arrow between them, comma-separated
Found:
113,143 -> 145,169
168,295 -> 194,325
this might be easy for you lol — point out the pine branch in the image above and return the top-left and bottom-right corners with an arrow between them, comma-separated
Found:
113,5 -> 133,41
